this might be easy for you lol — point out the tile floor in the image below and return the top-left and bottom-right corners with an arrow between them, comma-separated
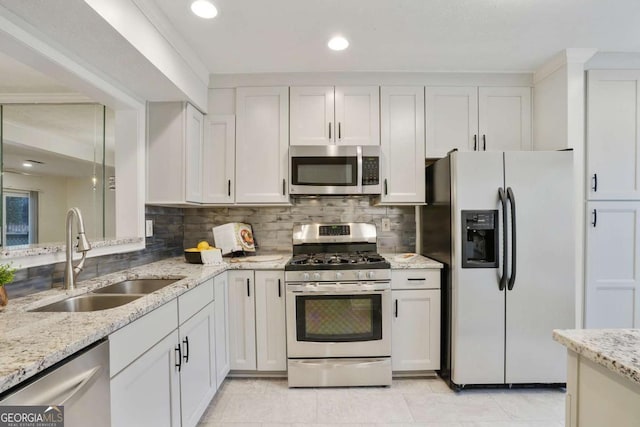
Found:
197,377 -> 566,427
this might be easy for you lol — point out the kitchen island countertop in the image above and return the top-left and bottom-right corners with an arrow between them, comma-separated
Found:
553,328 -> 640,386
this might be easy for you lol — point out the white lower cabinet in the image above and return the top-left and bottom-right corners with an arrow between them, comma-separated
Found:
111,330 -> 181,427
214,272 -> 231,386
228,270 -> 257,370
585,201 -> 640,328
228,270 -> 286,372
391,269 -> 441,372
254,271 -> 287,371
110,278 -> 219,427
179,302 -> 217,427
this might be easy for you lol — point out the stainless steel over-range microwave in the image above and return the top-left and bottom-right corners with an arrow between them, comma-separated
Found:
289,145 -> 381,195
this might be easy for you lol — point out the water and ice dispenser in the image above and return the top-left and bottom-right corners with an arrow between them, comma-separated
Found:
461,210 -> 498,268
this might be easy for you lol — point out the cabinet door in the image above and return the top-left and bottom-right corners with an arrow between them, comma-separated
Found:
111,330 -> 180,427
227,271 -> 256,370
185,103 -> 204,203
335,86 -> 380,145
380,86 -> 425,204
391,289 -> 440,371
147,102 -> 187,203
235,87 -> 289,203
587,70 -> 640,200
478,87 -> 531,152
425,86 -> 478,157
585,201 -> 640,328
214,272 -> 230,386
290,86 -> 334,145
254,271 -> 287,371
179,303 -> 217,427
203,115 -> 235,203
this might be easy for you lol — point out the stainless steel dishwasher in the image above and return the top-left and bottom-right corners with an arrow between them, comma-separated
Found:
0,340 -> 110,427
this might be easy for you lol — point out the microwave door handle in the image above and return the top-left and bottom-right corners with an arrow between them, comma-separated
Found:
357,146 -> 363,193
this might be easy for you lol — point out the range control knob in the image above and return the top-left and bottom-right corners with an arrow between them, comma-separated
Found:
302,273 -> 310,281
357,271 -> 366,280
313,272 -> 321,281
367,271 -> 375,279
336,272 -> 343,280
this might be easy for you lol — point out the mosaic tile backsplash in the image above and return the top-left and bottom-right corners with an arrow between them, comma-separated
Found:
183,196 -> 416,253
6,198 -> 416,298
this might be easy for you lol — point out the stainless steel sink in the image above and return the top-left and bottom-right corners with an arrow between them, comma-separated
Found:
92,279 -> 178,294
31,294 -> 143,312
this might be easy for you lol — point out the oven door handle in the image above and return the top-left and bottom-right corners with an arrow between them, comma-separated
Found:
289,284 -> 390,293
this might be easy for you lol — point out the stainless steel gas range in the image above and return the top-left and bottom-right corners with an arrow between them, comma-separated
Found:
285,223 -> 392,387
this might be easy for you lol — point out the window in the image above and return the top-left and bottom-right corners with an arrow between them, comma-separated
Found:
3,190 -> 37,246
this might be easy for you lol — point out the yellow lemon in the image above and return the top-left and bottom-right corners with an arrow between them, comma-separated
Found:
197,241 -> 210,251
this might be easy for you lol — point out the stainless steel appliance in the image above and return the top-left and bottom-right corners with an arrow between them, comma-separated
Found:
421,150 -> 575,390
285,223 -> 392,387
289,145 -> 381,195
0,340 -> 110,427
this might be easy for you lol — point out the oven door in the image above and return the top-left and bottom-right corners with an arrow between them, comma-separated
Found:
289,145 -> 361,194
286,282 -> 391,358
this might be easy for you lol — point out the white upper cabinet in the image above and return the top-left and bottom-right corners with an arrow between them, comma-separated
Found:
147,102 -> 205,204
425,86 -> 531,157
290,86 -> 379,146
380,86 -> 425,204
478,87 -> 532,152
185,103 -> 204,203
202,115 -> 235,204
587,70 -> 640,200
425,86 -> 478,157
235,87 -> 289,204
290,86 -> 335,145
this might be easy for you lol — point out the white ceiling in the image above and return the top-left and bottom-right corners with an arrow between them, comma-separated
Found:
153,0 -> 640,73
0,51 -> 74,94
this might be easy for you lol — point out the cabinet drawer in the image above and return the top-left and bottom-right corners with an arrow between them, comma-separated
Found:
392,269 -> 440,290
178,279 -> 214,325
110,299 -> 178,377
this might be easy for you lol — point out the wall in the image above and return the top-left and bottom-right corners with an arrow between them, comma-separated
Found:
533,66 -> 568,151
183,196 -> 416,253
5,205 -> 183,298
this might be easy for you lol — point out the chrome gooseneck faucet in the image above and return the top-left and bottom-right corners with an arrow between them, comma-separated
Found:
64,207 -> 92,290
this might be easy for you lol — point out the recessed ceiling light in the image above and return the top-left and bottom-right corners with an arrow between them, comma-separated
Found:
328,36 -> 349,51
22,162 -> 33,168
191,0 -> 218,19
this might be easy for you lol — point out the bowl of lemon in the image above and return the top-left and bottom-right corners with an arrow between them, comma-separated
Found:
184,241 -> 221,264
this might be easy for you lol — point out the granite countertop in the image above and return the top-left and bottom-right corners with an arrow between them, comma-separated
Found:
382,253 -> 444,269
0,253 -> 296,394
553,329 -> 640,386
0,251 -> 441,394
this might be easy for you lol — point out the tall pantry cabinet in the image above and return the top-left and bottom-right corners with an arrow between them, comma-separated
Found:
585,70 -> 640,328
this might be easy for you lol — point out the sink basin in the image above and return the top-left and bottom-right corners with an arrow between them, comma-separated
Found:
92,279 -> 179,294
31,294 -> 143,312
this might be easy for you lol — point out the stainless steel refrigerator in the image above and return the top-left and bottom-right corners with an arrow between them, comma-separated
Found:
421,150 -> 575,389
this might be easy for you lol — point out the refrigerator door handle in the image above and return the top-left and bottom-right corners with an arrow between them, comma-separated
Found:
507,187 -> 517,291
498,187 -> 508,291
